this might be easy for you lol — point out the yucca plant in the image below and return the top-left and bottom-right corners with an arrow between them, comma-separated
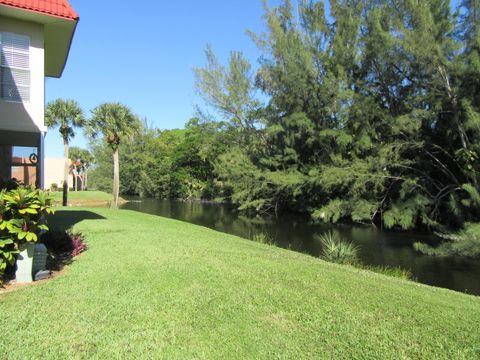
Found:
252,232 -> 274,245
317,231 -> 359,265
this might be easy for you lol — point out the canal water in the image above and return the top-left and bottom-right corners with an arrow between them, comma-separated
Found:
121,198 -> 480,295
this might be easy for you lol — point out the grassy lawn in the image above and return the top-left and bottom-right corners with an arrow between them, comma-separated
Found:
1,208 -> 479,359
50,190 -> 121,206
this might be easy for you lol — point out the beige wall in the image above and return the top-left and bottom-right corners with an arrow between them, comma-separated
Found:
44,157 -> 73,190
0,16 -> 45,133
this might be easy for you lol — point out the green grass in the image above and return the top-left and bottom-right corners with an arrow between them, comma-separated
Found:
50,190 -> 116,205
1,208 -> 479,359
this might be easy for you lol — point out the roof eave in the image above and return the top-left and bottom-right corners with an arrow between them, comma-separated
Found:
0,3 -> 78,21
0,4 -> 79,78
44,18 -> 78,78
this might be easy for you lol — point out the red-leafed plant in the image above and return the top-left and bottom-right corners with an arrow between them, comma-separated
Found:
42,231 -> 87,271
70,233 -> 87,257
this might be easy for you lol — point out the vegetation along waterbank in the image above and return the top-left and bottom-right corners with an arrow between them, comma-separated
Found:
50,190 -> 127,207
81,0 -> 480,258
1,208 -> 479,359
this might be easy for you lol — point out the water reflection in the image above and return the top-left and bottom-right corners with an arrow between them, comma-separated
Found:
121,198 -> 480,295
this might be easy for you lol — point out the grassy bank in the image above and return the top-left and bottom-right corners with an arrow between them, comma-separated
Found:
1,208 -> 479,359
50,190 -> 125,206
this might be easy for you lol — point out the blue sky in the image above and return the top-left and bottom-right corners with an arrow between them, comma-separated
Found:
45,0 -> 282,157
45,0 -> 463,157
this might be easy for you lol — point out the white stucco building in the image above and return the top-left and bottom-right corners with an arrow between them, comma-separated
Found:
0,0 -> 79,188
43,157 -> 72,190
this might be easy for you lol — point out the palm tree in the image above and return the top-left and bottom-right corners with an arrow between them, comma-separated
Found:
80,150 -> 94,191
87,102 -> 141,209
69,147 -> 94,191
45,99 -> 85,206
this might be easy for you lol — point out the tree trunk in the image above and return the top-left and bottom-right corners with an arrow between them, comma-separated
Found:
63,140 -> 69,207
72,164 -> 77,191
84,169 -> 88,190
112,148 -> 120,209
452,99 -> 469,150
437,64 -> 478,187
438,64 -> 470,149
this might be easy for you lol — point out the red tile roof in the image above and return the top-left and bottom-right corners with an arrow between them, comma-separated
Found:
0,0 -> 78,20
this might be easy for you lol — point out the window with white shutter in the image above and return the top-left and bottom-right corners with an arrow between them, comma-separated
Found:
0,32 -> 30,102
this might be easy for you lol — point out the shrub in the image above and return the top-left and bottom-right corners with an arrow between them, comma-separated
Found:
0,178 -> 23,191
315,232 -> 414,280
414,223 -> 480,258
252,232 -> 274,245
71,233 -> 87,257
0,237 -> 16,285
42,231 -> 87,270
317,231 -> 359,265
43,231 -> 87,262
50,183 -> 59,192
0,186 -> 54,282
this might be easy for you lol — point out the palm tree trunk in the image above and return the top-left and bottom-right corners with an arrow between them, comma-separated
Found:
112,148 -> 120,209
85,169 -> 88,190
63,140 -> 69,206
73,164 -> 77,191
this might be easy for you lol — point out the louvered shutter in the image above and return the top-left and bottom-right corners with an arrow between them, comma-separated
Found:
0,32 -> 30,102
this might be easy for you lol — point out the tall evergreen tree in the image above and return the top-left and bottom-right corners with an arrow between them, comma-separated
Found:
193,0 -> 480,231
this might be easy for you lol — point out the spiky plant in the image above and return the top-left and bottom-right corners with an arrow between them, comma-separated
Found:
317,231 -> 359,265
252,232 -> 274,245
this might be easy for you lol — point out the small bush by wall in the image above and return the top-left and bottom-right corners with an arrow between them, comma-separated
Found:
0,186 -> 54,284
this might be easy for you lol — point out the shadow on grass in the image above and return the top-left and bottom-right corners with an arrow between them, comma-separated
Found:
47,210 -> 106,232
41,210 -> 103,271
43,231 -> 87,270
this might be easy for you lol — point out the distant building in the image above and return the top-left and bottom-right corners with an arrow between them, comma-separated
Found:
44,157 -> 70,190
0,0 -> 79,188
44,157 -> 84,191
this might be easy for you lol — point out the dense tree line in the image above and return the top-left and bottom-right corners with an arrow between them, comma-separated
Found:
89,119 -> 233,200
45,99 -> 142,209
91,0 -> 480,233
